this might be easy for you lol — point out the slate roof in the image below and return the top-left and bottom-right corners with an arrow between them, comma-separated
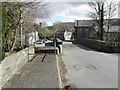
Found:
74,19 -> 120,32
74,20 -> 95,27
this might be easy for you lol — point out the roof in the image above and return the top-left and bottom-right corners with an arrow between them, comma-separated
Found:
74,20 -> 95,27
75,19 -> 120,32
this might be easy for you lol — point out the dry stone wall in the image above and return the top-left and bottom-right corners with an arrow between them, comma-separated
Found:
0,47 -> 34,89
73,38 -> 120,53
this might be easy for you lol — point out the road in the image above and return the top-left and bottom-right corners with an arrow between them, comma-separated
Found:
62,41 -> 118,88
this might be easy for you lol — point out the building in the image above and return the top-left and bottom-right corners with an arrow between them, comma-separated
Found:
103,19 -> 120,41
55,30 -> 72,40
74,19 -> 120,41
23,30 -> 39,45
74,20 -> 93,39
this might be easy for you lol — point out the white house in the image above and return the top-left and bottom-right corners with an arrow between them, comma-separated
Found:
24,31 -> 39,45
55,30 -> 72,40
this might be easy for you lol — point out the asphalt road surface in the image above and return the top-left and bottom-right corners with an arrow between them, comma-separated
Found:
62,41 -> 118,88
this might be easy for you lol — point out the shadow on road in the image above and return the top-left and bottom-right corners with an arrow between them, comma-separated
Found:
45,42 -> 54,46
74,44 -> 99,52
63,40 -> 73,42
74,44 -> 119,56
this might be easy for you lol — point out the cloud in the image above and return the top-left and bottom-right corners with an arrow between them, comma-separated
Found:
65,2 -> 88,7
63,4 -> 92,19
44,0 -> 89,2
38,1 -> 118,26
45,2 -> 92,25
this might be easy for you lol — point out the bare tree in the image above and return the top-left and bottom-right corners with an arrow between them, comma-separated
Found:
88,0 -> 117,41
88,0 -> 105,40
9,1 -> 48,51
105,1 -> 117,41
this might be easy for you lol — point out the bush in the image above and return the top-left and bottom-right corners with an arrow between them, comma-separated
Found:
106,42 -> 120,46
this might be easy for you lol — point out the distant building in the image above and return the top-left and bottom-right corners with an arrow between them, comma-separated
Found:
74,20 -> 93,39
55,30 -> 72,40
103,19 -> 120,41
74,19 -> 120,41
23,30 -> 39,45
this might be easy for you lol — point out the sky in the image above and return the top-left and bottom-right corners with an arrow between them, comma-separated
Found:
44,2 -> 93,26
34,0 -> 119,26
0,0 -> 119,26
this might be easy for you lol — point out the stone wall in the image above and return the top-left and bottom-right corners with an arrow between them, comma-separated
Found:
73,38 -> 120,53
0,47 -> 34,89
104,32 -> 120,42
56,38 -> 63,54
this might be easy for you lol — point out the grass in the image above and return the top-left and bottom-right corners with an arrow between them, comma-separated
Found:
106,42 -> 120,46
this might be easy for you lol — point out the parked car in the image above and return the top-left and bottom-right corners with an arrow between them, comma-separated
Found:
36,40 -> 43,44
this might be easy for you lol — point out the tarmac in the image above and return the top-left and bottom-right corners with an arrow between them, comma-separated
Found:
2,54 -> 59,88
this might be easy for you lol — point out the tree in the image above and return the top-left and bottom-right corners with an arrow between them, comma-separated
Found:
0,2 -> 2,61
105,2 -> 117,41
20,2 -> 48,47
2,1 -> 48,52
46,29 -> 54,39
88,0 -> 105,40
10,2 -> 41,51
53,22 -> 74,32
88,0 -> 117,41
1,3 -> 7,59
0,1 -> 49,60
33,23 -> 48,39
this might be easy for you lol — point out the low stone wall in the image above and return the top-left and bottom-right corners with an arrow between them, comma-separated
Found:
57,45 -> 63,54
0,47 -> 34,89
73,38 -> 120,53
56,38 -> 63,54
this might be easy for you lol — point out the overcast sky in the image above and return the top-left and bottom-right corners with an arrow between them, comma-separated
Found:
1,0 -> 118,26
42,2 -> 92,26
34,0 -> 119,26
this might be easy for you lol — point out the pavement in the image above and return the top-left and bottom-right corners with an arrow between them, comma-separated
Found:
2,54 -> 59,88
62,41 -> 118,88
35,43 -> 45,47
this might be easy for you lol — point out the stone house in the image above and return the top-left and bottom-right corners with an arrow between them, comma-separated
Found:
74,20 -> 94,39
55,30 -> 72,40
74,19 -> 120,41
103,19 -> 120,41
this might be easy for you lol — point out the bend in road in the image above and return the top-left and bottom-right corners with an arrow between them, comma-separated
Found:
62,41 -> 118,88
